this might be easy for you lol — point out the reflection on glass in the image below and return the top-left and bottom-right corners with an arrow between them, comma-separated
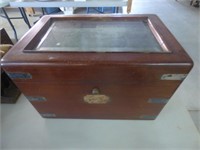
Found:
35,19 -> 165,52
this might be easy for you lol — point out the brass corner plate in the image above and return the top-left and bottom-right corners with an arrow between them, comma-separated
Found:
83,94 -> 110,104
161,74 -> 187,80
140,115 -> 157,120
7,72 -> 32,79
40,113 -> 56,118
26,96 -> 47,102
148,98 -> 169,104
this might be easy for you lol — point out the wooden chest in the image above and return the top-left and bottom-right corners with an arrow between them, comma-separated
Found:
1,15 -> 193,120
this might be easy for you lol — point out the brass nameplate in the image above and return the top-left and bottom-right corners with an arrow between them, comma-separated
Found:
84,94 -> 110,104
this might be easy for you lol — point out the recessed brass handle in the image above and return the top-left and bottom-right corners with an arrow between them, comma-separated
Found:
83,88 -> 110,104
92,88 -> 100,95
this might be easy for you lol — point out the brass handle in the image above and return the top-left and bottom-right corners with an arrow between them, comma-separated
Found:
92,88 -> 100,94
83,88 -> 110,104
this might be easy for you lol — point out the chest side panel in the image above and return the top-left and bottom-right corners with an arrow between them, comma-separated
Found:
2,64 -> 192,119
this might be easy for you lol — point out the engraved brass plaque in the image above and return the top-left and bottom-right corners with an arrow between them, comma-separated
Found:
84,94 -> 110,104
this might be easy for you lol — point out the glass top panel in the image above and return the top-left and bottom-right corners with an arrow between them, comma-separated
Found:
34,19 -> 165,52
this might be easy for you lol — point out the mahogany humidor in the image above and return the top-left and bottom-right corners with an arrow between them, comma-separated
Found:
1,14 -> 193,119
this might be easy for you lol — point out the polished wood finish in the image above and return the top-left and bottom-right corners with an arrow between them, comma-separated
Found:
1,15 -> 193,119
